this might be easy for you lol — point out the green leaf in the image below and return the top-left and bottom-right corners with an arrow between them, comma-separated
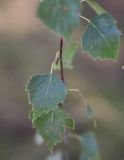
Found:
79,131 -> 101,160
26,73 -> 67,118
53,42 -> 79,70
82,13 -> 121,59
33,108 -> 75,152
37,0 -> 80,38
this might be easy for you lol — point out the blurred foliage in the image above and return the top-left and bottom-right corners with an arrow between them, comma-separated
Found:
79,131 -> 100,160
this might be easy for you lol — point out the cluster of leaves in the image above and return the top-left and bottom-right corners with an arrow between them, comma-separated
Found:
26,0 -> 121,156
37,0 -> 121,60
26,73 -> 74,152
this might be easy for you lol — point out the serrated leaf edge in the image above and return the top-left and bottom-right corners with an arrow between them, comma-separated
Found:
33,109 -> 75,152
25,73 -> 68,108
81,13 -> 121,61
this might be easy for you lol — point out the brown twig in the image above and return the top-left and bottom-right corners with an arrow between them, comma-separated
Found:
58,38 -> 69,160
59,38 -> 64,82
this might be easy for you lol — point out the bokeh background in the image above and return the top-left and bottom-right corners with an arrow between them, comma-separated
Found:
0,0 -> 124,160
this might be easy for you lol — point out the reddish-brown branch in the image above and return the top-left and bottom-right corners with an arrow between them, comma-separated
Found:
58,38 -> 69,159
59,38 -> 64,82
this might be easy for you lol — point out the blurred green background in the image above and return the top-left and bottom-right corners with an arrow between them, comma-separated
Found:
0,0 -> 124,159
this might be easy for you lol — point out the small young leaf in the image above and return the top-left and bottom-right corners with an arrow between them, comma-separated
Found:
26,73 -> 67,118
82,13 -> 121,59
53,42 -> 79,70
84,104 -> 94,119
37,0 -> 80,38
79,131 -> 101,160
33,108 -> 75,152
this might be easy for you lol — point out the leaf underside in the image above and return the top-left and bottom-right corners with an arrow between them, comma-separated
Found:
82,13 -> 121,59
37,0 -> 80,38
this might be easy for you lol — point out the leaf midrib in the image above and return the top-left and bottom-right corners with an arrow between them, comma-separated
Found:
89,20 -> 113,54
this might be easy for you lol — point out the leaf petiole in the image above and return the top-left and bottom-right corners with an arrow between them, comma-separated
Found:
68,88 -> 87,107
79,15 -> 90,23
